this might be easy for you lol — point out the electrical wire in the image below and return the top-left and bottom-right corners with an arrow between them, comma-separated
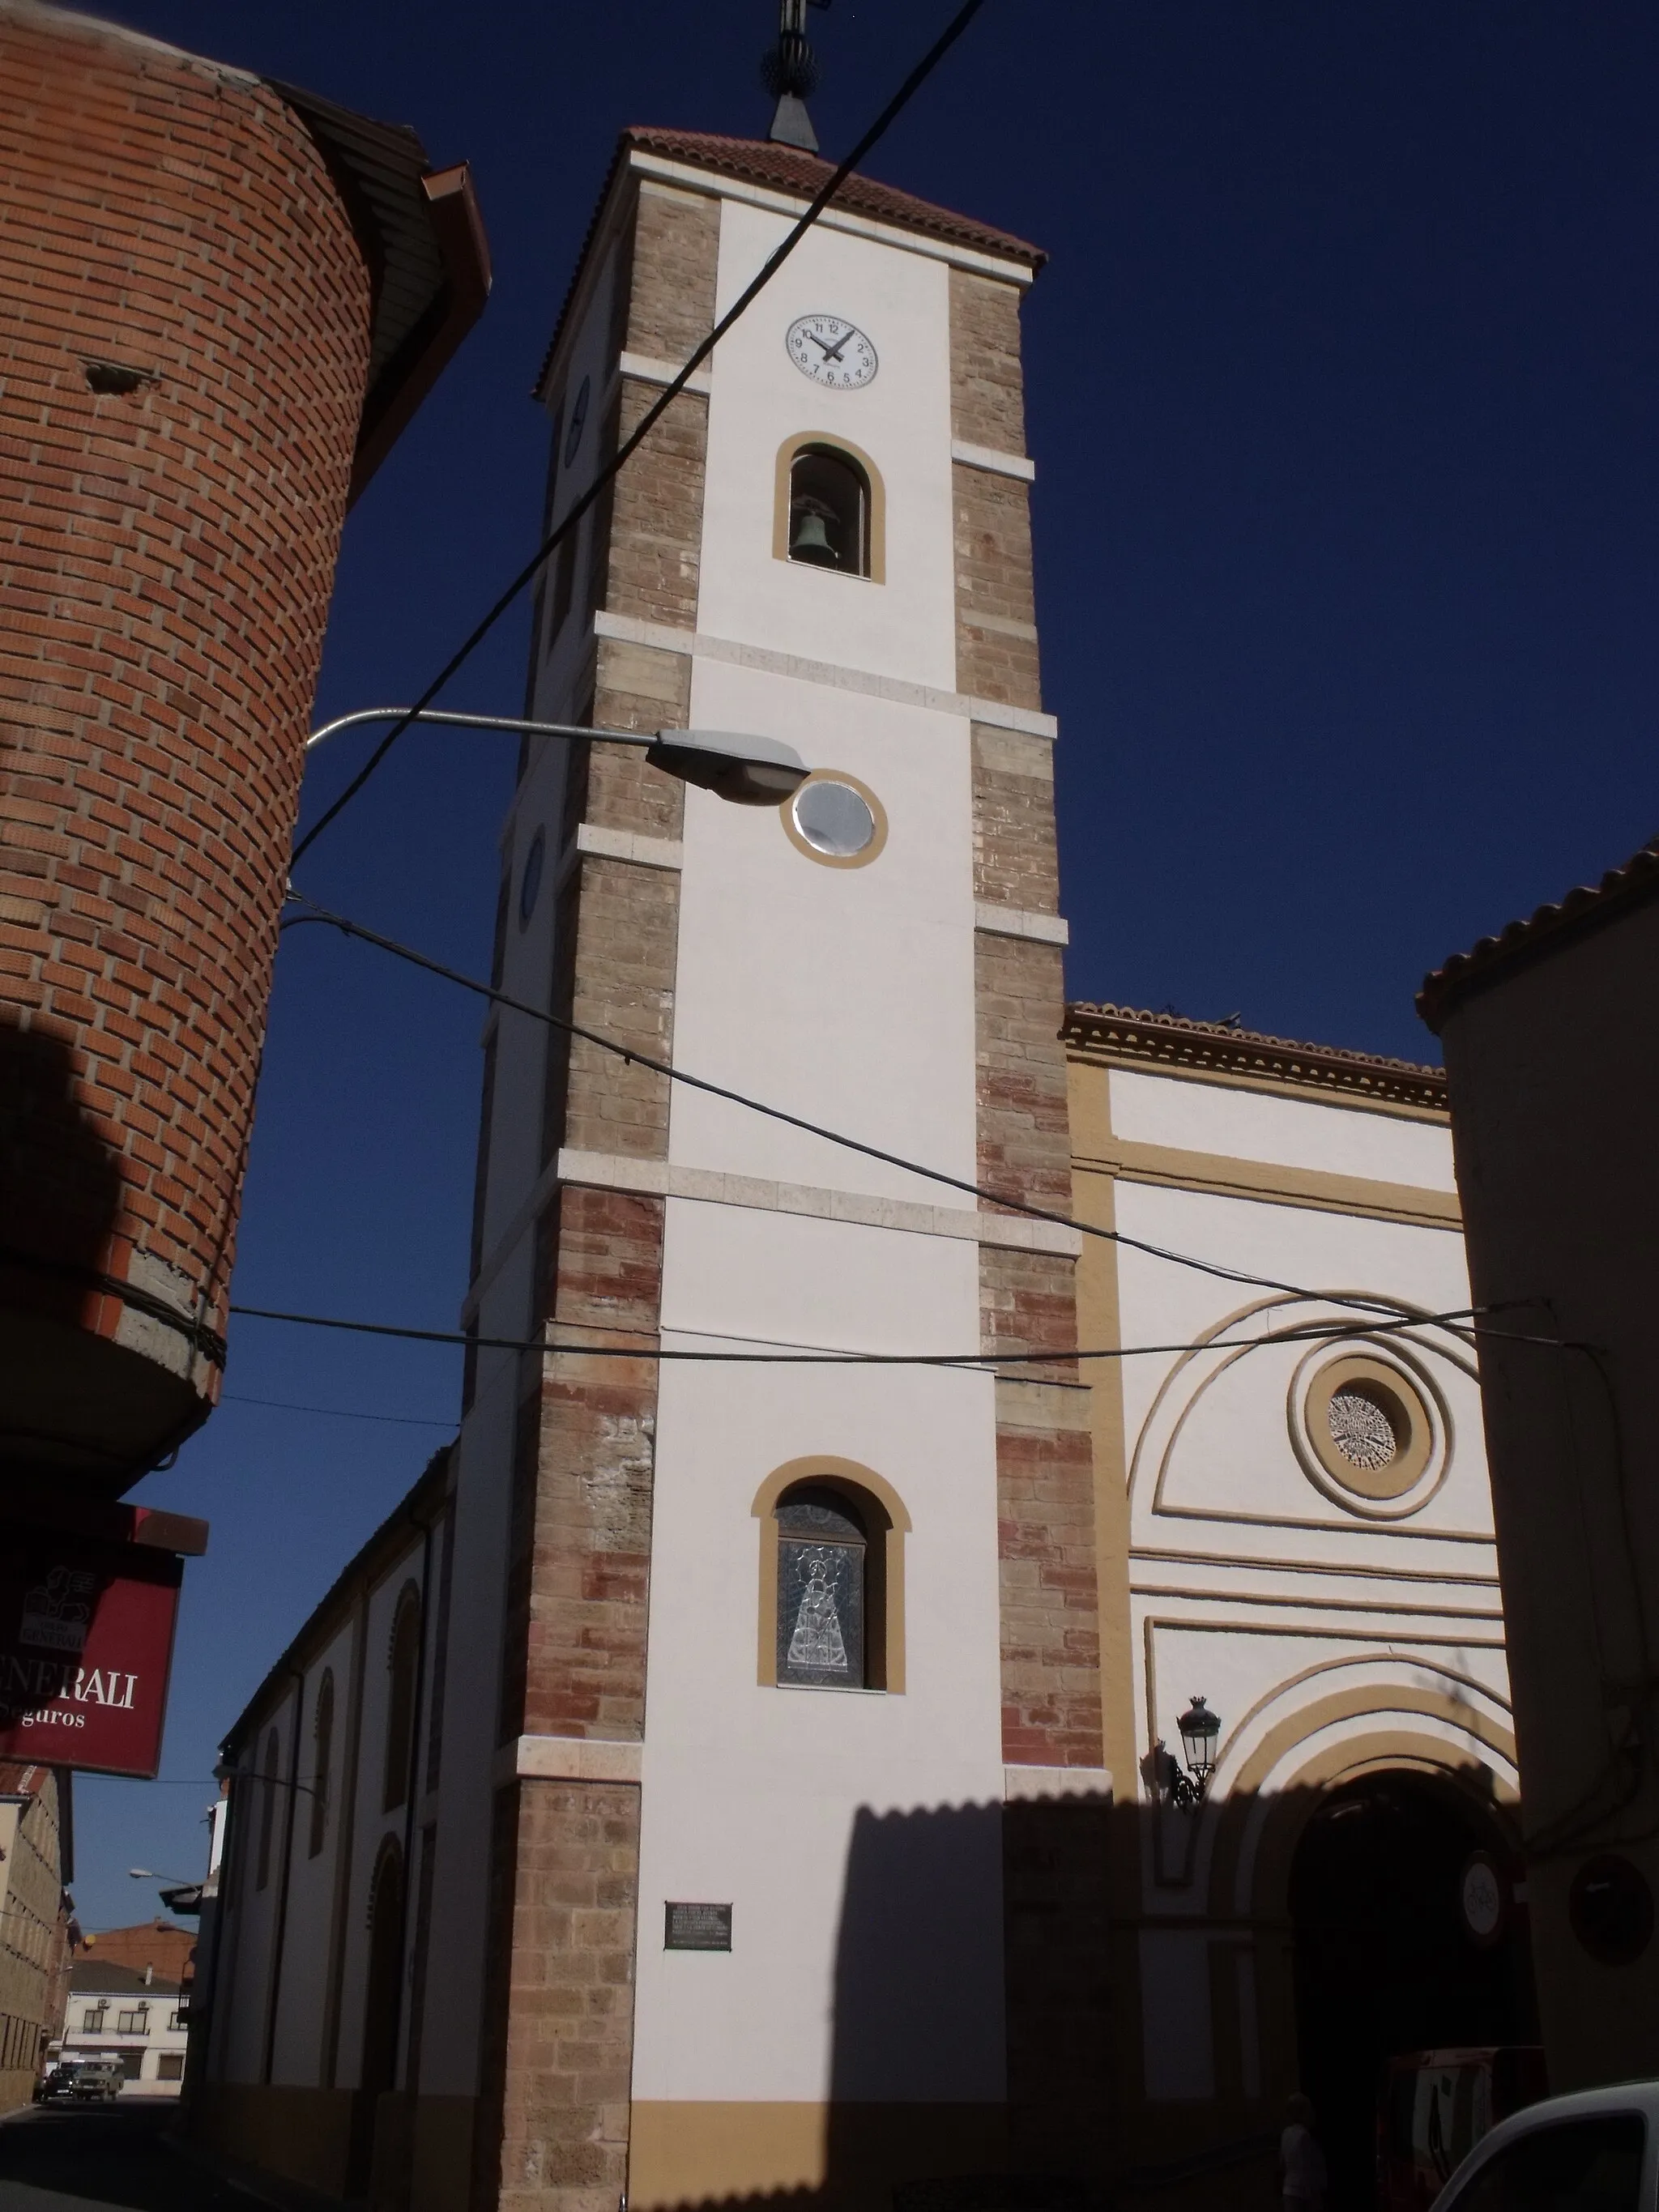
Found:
221,1392 -> 457,1429
226,1300 -> 1497,1368
282,887 -> 1466,1324
288,0 -> 992,869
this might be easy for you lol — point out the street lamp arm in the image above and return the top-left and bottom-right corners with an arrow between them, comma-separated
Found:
304,708 -> 655,754
302,709 -> 808,806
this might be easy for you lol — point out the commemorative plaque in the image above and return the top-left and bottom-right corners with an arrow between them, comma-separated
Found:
664,1901 -> 732,1952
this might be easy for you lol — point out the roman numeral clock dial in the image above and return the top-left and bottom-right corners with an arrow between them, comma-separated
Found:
786,313 -> 878,390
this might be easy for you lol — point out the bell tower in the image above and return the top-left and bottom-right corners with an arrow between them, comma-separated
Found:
441,121 -> 1106,2212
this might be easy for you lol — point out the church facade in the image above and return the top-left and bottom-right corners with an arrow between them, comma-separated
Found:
197,130 -> 1531,2212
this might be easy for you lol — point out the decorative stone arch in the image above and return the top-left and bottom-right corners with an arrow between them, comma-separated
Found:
773,431 -> 887,583
382,1578 -> 423,1813
1213,1718 -> 1526,2120
752,1456 -> 911,1692
1199,1668 -> 1518,1921
352,1832 -> 406,2193
1126,1290 -> 1480,1519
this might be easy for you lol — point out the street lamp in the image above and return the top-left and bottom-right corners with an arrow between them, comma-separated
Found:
1166,1695 -> 1221,1811
304,708 -> 810,807
130,1867 -> 204,1915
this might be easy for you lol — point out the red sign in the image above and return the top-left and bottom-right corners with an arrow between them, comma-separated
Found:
0,1528 -> 183,1778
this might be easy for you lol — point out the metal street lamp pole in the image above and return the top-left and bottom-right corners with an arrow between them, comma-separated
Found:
304,707 -> 810,807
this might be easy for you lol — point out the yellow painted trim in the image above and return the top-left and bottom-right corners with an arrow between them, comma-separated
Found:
1073,1140 -> 1460,1230
628,2099 -> 1009,2210
1066,1042 -> 1448,1123
1230,1683 -> 1517,1802
1296,1349 -> 1439,1506
773,430 -> 887,583
1221,1727 -> 1524,1933
1132,1291 -> 1478,1523
752,1456 -> 910,1694
780,768 -> 890,871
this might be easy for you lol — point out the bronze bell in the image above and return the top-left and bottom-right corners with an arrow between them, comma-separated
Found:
789,502 -> 838,566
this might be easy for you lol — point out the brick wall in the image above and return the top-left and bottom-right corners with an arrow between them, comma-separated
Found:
0,6 -> 372,1475
480,168 -> 716,2212
950,271 -> 1043,709
952,271 -> 1101,1770
953,258 -> 1107,2173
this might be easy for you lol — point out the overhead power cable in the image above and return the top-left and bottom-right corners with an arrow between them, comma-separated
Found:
283,888 -> 1448,1323
222,1392 -> 457,1429
289,0 -> 991,869
228,1300 -> 1498,1369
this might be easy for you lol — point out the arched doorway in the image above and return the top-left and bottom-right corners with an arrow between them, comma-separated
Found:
348,1839 -> 404,2196
1289,1771 -> 1537,2212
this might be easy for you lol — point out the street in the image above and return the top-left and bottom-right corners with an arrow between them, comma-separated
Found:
0,2103 -> 252,2212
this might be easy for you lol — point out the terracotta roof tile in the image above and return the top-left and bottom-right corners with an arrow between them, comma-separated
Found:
1064,1002 -> 1448,1111
1418,835 -> 1659,1034
621,127 -> 1045,269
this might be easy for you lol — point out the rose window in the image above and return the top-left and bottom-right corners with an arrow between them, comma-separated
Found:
1327,1387 -> 1398,1472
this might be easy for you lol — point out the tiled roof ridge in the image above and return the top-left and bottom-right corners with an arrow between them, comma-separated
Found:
621,126 -> 1046,266
1063,1000 -> 1448,1110
1418,834 -> 1659,1034
534,124 -> 1043,400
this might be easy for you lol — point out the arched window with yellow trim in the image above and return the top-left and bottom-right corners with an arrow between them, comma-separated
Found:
774,436 -> 885,582
753,1458 -> 908,1692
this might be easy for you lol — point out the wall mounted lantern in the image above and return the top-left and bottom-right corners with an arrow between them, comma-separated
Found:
1168,1694 -> 1221,1812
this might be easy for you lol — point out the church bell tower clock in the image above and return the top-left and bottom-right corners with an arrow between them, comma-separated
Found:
446,102 -> 1107,2212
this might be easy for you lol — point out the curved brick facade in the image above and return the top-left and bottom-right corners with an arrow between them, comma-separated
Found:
0,6 -> 373,1482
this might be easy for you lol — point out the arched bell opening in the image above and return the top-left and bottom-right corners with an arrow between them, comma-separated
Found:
774,435 -> 885,581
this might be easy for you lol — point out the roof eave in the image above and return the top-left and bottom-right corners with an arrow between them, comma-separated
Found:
268,80 -> 492,507
1064,1001 -> 1448,1113
1418,837 -> 1659,1035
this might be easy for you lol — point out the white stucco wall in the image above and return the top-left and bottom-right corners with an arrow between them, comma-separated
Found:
632,193 -> 1013,2107
1093,1072 -> 1513,2106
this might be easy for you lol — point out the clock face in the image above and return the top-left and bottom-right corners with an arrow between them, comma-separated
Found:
786,314 -> 878,390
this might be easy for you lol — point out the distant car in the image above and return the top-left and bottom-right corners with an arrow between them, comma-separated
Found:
1428,2080 -> 1659,2212
35,2064 -> 79,2103
66,2061 -> 122,2104
1380,2047 -> 1551,2210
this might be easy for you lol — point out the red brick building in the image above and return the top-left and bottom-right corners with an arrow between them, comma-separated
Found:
0,2 -> 488,1487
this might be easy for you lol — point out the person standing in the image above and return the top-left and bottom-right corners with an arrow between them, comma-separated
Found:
1283,2092 -> 1329,2212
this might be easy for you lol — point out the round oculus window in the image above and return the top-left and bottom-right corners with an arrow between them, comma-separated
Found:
1288,1347 -> 1448,1516
782,772 -> 888,868
518,827 -> 546,929
794,780 -> 874,856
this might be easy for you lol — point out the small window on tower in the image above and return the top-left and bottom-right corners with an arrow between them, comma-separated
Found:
786,445 -> 871,576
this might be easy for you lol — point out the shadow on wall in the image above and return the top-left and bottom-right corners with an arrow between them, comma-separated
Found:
0,1015 -> 122,1299
0,1015 -> 125,1462
633,1762 -> 1539,2212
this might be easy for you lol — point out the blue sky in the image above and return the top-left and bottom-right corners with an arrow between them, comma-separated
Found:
73,0 -> 1659,1928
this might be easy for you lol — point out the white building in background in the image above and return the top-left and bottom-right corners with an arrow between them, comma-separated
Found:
193,101 -> 1533,2212
62,1961 -> 187,2095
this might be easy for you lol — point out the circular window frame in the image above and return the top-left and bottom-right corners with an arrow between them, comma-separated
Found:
1287,1344 -> 1451,1519
781,769 -> 889,870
